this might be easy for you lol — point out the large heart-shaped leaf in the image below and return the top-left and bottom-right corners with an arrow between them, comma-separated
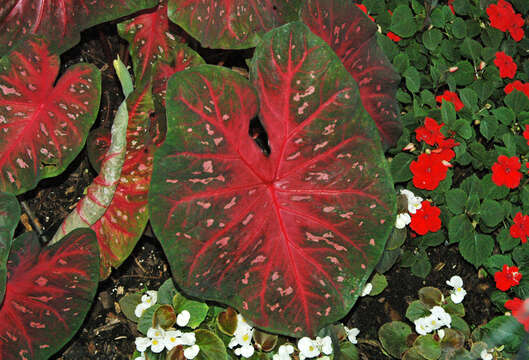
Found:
0,191 -> 19,302
0,36 -> 101,195
0,228 -> 99,359
167,0 -> 301,49
301,0 -> 402,148
118,2 -> 179,82
149,22 -> 395,336
0,0 -> 158,57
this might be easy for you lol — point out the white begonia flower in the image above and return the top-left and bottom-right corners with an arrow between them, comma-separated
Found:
177,310 -> 191,327
414,317 -> 433,336
446,275 -> 467,304
135,337 -> 151,353
298,337 -> 320,359
400,189 -> 423,214
134,290 -> 158,318
273,344 -> 295,360
430,306 -> 451,328
184,344 -> 201,359
229,314 -> 255,358
395,213 -> 411,229
480,349 -> 493,360
361,283 -> 373,296
147,327 -> 165,353
344,326 -> 360,344
134,352 -> 146,360
163,330 -> 183,351
180,332 -> 197,346
316,336 -> 333,355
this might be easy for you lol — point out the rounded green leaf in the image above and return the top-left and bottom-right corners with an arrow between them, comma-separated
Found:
194,329 -> 228,360
378,321 -> 412,358
390,5 -> 418,38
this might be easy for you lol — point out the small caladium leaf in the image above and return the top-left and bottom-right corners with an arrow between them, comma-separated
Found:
167,0 -> 301,49
0,36 -> 101,195
301,0 -> 402,148
51,58 -> 132,244
118,2 -> 180,82
0,191 -> 19,302
86,127 -> 111,173
0,228 -> 99,359
0,0 -> 158,57
149,22 -> 395,336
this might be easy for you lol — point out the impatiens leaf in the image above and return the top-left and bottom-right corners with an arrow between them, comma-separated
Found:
118,2 -> 180,82
51,58 -> 131,244
0,0 -> 158,57
0,228 -> 99,359
149,22 -> 395,336
167,0 -> 301,49
301,0 -> 402,148
0,36 -> 101,195
0,191 -> 19,302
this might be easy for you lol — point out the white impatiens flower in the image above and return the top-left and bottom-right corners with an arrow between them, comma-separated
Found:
147,327 -> 166,353
163,330 -> 183,351
273,344 -> 295,360
177,310 -> 191,327
480,349 -> 493,360
135,337 -> 151,353
315,336 -> 333,355
361,283 -> 373,296
395,213 -> 411,229
134,290 -> 158,318
298,337 -> 320,359
184,344 -> 201,359
344,326 -> 360,344
400,189 -> 423,214
446,275 -> 467,304
229,314 -> 255,358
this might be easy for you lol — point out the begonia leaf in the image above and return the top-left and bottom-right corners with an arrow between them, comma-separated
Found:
301,0 -> 402,148
149,22 -> 395,336
167,0 -> 301,49
0,228 -> 99,359
0,0 -> 158,57
0,191 -> 19,302
0,36 -> 100,195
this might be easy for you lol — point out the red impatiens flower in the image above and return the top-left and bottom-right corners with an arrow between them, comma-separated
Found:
494,51 -> 517,78
410,201 -> 441,235
510,212 -> 529,244
415,117 -> 445,146
355,4 -> 375,22
436,90 -> 464,111
486,0 -> 525,42
523,124 -> 529,146
410,153 -> 449,190
494,264 -> 522,291
505,297 -> 529,331
504,80 -> 529,98
387,31 -> 401,42
491,155 -> 522,189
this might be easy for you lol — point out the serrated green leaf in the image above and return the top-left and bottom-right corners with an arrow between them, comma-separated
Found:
459,233 -> 493,267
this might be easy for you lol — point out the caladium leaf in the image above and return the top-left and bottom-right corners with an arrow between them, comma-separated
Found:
0,191 -> 19,302
301,0 -> 402,148
167,0 -> 301,49
0,36 -> 101,195
0,228 -> 99,359
50,58 -> 132,243
149,22 -> 395,336
118,2 -> 180,82
86,126 -> 111,174
0,0 -> 158,57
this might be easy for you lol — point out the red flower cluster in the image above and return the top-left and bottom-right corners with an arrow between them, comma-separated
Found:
355,4 -> 375,22
524,124 -> 529,146
505,298 -> 529,331
387,31 -> 401,42
410,201 -> 441,235
511,212 -> 529,243
494,51 -> 517,78
491,155 -> 522,189
505,80 -> 529,98
494,264 -> 522,291
436,90 -> 464,111
415,117 -> 444,146
486,0 -> 525,42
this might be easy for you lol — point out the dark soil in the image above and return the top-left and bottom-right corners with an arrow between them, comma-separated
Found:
15,19 -> 500,360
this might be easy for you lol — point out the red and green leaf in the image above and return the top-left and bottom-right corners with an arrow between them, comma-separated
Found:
0,36 -> 101,195
0,228 -> 100,359
167,0 -> 301,49
0,0 -> 158,57
149,22 -> 395,336
0,191 -> 19,302
118,2 -> 180,82
301,0 -> 402,148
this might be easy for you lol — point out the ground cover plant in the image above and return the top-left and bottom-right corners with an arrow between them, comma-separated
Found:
0,0 -> 528,359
